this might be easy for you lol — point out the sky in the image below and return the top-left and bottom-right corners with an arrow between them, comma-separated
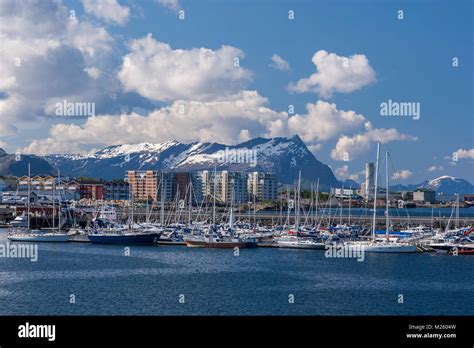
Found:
0,0 -> 472,184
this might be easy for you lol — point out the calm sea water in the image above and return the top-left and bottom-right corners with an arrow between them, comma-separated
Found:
0,230 -> 472,316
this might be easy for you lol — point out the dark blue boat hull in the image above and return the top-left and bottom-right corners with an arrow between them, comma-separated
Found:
88,233 -> 160,245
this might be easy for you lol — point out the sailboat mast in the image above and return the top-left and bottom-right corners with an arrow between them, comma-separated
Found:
315,178 -> 319,227
340,184 -> 344,225
372,142 -> 380,241
52,170 -> 55,231
160,172 -> 164,226
212,166 -> 216,227
27,163 -> 31,230
348,185 -> 351,226
229,187 -> 234,232
286,186 -> 290,227
58,169 -> 61,233
296,170 -> 301,229
385,151 -> 389,242
188,180 -> 192,226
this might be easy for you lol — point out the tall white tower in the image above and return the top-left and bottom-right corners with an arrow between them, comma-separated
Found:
365,162 -> 374,200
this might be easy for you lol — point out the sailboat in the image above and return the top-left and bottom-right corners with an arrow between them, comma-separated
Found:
8,167 -> 70,242
184,169 -> 257,248
275,171 -> 326,250
88,190 -> 160,245
345,144 -> 417,253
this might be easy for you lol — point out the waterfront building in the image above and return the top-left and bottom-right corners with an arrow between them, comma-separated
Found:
79,184 -> 104,201
413,190 -> 436,204
198,170 -> 248,204
247,172 -> 278,202
104,181 -> 129,201
158,172 -> 175,203
331,187 -> 358,198
125,170 -> 158,201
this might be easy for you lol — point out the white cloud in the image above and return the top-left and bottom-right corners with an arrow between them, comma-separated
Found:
286,101 -> 366,145
335,165 -> 360,181
156,0 -> 181,12
452,148 -> 474,160
118,34 -> 252,102
0,0 -> 117,127
391,169 -> 413,180
19,91 -> 289,154
428,165 -> 444,172
84,67 -> 101,79
330,125 -> 417,161
270,54 -> 290,71
82,0 -> 130,25
288,50 -> 376,98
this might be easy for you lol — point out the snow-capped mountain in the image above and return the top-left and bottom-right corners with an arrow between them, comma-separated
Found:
390,175 -> 474,194
419,176 -> 474,194
45,135 -> 340,188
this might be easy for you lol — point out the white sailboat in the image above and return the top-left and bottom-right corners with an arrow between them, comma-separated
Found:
275,171 -> 325,250
345,144 -> 418,253
9,166 -> 70,242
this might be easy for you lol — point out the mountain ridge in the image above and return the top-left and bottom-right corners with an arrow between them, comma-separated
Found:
44,135 -> 341,189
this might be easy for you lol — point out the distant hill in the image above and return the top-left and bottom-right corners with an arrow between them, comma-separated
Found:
0,148 -> 54,176
390,176 -> 474,194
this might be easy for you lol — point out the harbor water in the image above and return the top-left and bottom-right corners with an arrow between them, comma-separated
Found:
0,230 -> 472,316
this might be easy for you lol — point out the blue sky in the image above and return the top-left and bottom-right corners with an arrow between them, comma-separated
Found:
0,0 -> 472,183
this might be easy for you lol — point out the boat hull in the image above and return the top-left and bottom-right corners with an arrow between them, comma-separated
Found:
364,244 -> 418,253
276,242 -> 326,250
8,234 -> 70,242
184,240 -> 257,249
88,233 -> 160,245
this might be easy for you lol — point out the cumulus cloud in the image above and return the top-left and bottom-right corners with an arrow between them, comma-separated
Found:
156,0 -> 181,12
288,50 -> 376,98
391,170 -> 413,180
335,165 -> 360,182
0,0 -> 119,127
19,91 -> 288,154
428,165 -> 444,172
18,92 -> 372,155
117,34 -> 252,102
270,54 -> 290,71
286,101 -> 365,145
82,0 -> 130,25
452,148 -> 474,160
330,125 -> 418,161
